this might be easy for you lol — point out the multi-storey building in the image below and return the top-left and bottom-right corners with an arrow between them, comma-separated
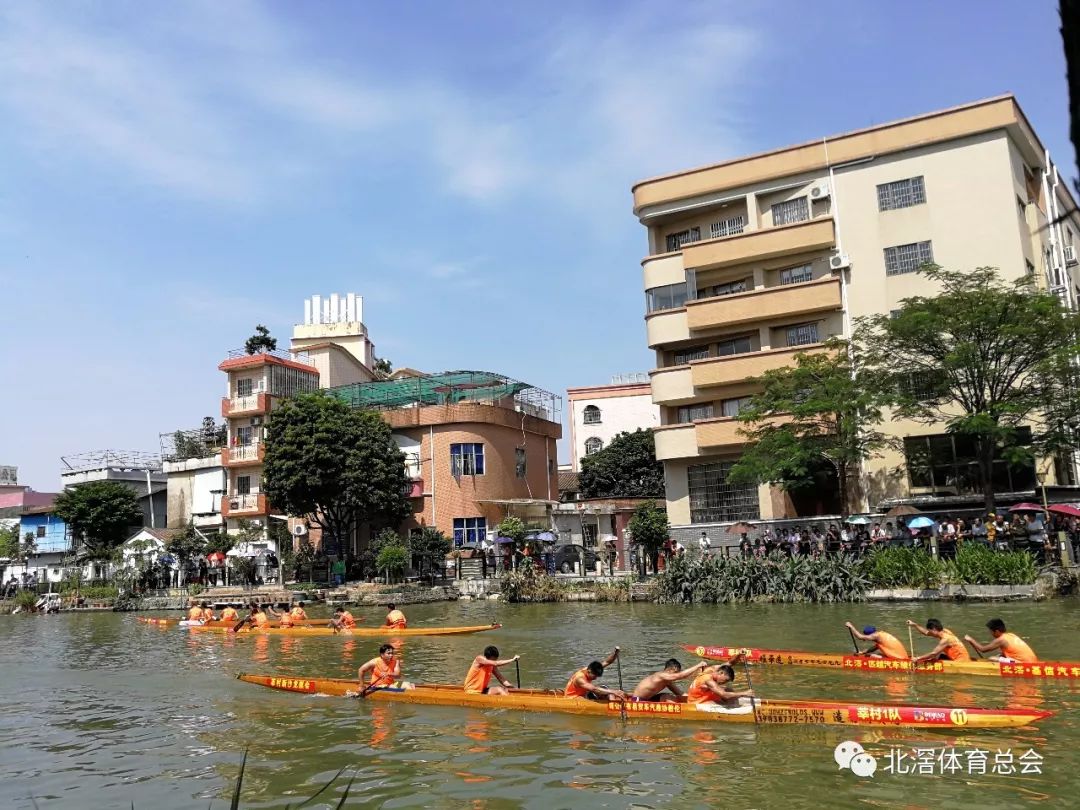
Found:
566,373 -> 660,471
633,95 -> 1080,530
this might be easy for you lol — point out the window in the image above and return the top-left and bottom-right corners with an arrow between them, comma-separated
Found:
771,197 -> 809,226
453,517 -> 487,547
688,461 -> 760,523
716,335 -> 754,356
884,241 -> 934,276
698,279 -> 747,299
674,346 -> 710,365
450,443 -> 485,476
721,397 -> 753,418
889,309 -> 902,319
548,458 -> 555,475
779,264 -> 813,285
877,176 -> 926,211
515,448 -> 527,478
710,215 -> 746,239
236,378 -> 253,397
904,430 -> 1034,495
582,523 -> 598,548
36,525 -> 46,538
584,437 -> 603,455
898,371 -> 944,402
235,475 -> 251,495
582,405 -> 601,424
665,227 -> 700,251
677,403 -> 714,423
646,283 -> 688,313
785,322 -> 819,347
236,426 -> 253,446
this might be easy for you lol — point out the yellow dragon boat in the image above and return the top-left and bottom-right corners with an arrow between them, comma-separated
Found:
684,644 -> 1080,680
188,622 -> 501,637
236,673 -> 1051,728
136,616 -> 335,628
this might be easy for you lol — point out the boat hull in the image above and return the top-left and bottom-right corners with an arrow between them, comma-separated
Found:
188,623 -> 500,637
236,674 -> 1051,728
683,644 -> 1080,680
136,617 -> 333,628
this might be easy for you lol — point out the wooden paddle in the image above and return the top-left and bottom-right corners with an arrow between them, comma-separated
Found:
963,637 -> 985,659
741,657 -> 759,725
847,627 -> 862,655
614,647 -> 627,722
514,658 -> 521,689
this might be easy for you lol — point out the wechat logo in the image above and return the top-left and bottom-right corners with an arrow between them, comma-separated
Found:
835,741 -> 878,778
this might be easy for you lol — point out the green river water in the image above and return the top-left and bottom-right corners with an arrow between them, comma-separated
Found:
1,599 -> 1078,809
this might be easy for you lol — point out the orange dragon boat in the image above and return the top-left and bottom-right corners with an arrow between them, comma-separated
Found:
236,673 -> 1051,729
187,622 -> 501,638
683,644 -> 1080,680
136,616 -> 335,628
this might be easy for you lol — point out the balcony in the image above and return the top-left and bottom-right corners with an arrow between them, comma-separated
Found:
404,478 -> 424,499
686,277 -> 841,332
691,344 -> 825,390
649,365 -> 695,404
645,308 -> 691,348
222,392 -> 269,417
221,493 -> 268,517
696,415 -> 788,451
682,217 -> 835,271
222,443 -> 265,466
653,424 -> 700,461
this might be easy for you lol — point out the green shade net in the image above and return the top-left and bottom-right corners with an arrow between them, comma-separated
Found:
328,370 -> 530,410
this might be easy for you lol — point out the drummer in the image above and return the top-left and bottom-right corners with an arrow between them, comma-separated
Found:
844,622 -> 909,659
964,618 -> 1038,662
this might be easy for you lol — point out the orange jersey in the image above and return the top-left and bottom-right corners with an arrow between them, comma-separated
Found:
220,607 -> 239,622
687,672 -> 716,704
252,611 -> 269,628
290,607 -> 307,620
385,609 -> 407,629
564,668 -> 593,698
338,611 -> 356,628
369,658 -> 397,687
279,612 -> 294,627
874,631 -> 909,659
1000,632 -> 1037,663
941,629 -> 970,661
187,607 -> 203,621
464,660 -> 494,693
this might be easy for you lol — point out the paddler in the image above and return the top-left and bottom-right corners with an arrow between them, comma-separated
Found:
358,643 -> 415,691
631,658 -> 708,702
200,602 -> 216,622
844,622 -> 909,659
187,600 -> 204,622
964,618 -> 1038,662
279,601 -> 308,628
220,604 -> 240,622
464,645 -> 520,695
564,648 -> 628,701
686,664 -> 755,707
329,606 -> 356,631
384,603 -> 407,629
907,618 -> 971,662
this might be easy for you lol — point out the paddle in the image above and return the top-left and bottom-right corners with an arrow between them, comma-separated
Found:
614,647 -> 627,722
963,637 -> 985,659
514,658 -> 521,689
741,657 -> 759,725
847,626 -> 863,655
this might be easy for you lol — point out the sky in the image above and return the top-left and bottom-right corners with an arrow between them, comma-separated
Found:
1,0 -> 1076,491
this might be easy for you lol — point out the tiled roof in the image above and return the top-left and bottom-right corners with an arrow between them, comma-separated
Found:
558,471 -> 580,493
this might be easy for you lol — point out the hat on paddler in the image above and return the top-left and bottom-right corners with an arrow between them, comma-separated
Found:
862,626 -> 877,635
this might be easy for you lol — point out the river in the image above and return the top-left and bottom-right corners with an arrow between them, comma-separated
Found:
1,599 -> 1078,809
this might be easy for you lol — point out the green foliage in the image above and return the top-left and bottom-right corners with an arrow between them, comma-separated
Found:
859,545 -> 1037,589
205,531 -> 237,556
373,357 -> 393,379
946,543 -> 1038,586
652,551 -> 869,604
501,564 -> 566,602
188,583 -> 205,596
21,533 -> 36,560
376,544 -> 409,582
13,590 -> 38,610
861,547 -> 947,589
495,516 -> 526,547
0,524 -> 20,559
578,429 -> 665,498
410,527 -> 451,577
263,391 -> 411,551
165,524 -> 205,566
77,585 -> 119,599
728,341 -> 892,515
856,265 -> 1080,510
244,324 -> 277,355
54,481 -> 143,561
229,555 -> 257,585
627,500 -> 669,572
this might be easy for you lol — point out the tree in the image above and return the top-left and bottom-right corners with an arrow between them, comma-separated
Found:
263,391 -> 412,558
0,523 -> 19,559
244,324 -> 277,355
54,481 -> 143,561
627,500 -> 669,576
411,527 -> 451,579
373,357 -> 393,379
856,265 -> 1080,511
727,340 -> 893,516
166,524 -> 206,581
376,544 -> 409,583
578,429 -> 664,499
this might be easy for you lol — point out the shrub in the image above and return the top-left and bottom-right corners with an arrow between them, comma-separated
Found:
862,547 -> 946,589
501,565 -> 569,602
14,590 -> 39,610
188,583 -> 205,596
945,543 -> 1037,585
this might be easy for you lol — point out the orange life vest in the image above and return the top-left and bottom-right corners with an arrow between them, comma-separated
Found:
220,607 -> 239,622
338,611 -> 355,628
385,609 -> 407,629
370,658 -> 396,687
464,660 -> 494,693
187,607 -> 203,621
290,607 -> 307,620
874,631 -> 909,660
941,629 -> 970,661
279,612 -> 294,627
687,672 -> 716,704
1000,632 -> 1038,663
252,611 -> 269,628
564,668 -> 593,698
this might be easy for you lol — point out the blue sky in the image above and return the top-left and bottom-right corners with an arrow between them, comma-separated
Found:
1,0 -> 1075,491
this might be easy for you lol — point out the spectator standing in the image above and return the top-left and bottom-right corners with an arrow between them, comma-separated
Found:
698,531 -> 712,558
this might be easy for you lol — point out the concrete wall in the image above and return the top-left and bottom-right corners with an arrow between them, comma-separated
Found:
165,456 -> 226,529
19,513 -> 68,554
568,389 -> 659,471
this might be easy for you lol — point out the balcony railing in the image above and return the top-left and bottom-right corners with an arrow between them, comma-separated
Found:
222,393 -> 269,417
228,443 -> 262,462
221,493 -> 268,517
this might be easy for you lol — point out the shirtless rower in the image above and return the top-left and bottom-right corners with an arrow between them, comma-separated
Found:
632,659 -> 708,702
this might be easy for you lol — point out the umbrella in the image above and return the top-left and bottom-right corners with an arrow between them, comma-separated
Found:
845,516 -> 872,525
1008,502 -> 1045,513
532,531 -> 557,543
1048,504 -> 1080,517
726,522 -> 757,535
907,516 -> 935,529
495,536 -> 517,545
207,551 -> 226,562
886,505 -> 922,518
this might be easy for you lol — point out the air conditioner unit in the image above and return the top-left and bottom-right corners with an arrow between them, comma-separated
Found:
250,417 -> 263,426
829,253 -> 851,271
292,524 -> 307,537
1065,245 -> 1078,266
810,181 -> 832,200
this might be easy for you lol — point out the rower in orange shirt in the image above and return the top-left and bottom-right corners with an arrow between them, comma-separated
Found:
384,603 -> 407,629
908,618 -> 971,662
251,605 -> 270,629
965,618 -> 1038,662
187,600 -> 204,622
358,644 -> 415,692
200,602 -> 216,622
220,605 -> 240,622
330,606 -> 356,631
687,664 -> 754,707
564,648 -> 628,701
845,622 -> 909,659
464,645 -> 519,695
